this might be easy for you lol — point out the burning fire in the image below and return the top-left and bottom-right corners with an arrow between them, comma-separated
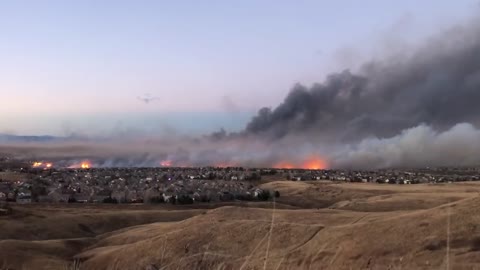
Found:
67,161 -> 92,169
32,162 -> 43,167
273,156 -> 328,170
302,156 -> 328,170
160,160 -> 172,167
32,161 -> 53,169
81,162 -> 91,169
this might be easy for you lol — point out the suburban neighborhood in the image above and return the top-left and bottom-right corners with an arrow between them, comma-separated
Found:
2,160 -> 480,205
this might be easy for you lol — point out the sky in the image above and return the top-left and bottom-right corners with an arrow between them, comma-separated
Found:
0,0 -> 477,136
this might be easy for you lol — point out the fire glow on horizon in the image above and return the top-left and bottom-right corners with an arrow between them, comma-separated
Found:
32,161 -> 53,169
31,156 -> 329,170
80,161 -> 91,169
67,160 -> 92,169
32,162 -> 42,167
160,160 -> 172,167
274,156 -> 328,170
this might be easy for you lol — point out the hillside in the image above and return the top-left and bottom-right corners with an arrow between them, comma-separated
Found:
1,181 -> 480,269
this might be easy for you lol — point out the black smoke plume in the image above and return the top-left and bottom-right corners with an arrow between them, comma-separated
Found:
245,18 -> 480,143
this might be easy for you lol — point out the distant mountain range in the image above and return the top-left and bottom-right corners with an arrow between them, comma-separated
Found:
0,134 -> 63,143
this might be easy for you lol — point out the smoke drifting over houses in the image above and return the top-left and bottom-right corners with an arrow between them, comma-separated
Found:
4,16 -> 480,169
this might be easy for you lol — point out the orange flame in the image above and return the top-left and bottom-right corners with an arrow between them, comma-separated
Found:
160,160 -> 172,167
33,162 -> 43,167
302,156 -> 327,170
45,163 -> 53,168
66,160 -> 92,169
273,156 -> 328,170
81,161 -> 91,169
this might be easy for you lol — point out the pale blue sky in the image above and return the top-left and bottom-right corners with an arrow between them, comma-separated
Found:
0,0 -> 477,135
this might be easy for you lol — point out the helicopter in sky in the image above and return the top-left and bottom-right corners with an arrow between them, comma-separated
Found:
137,93 -> 160,104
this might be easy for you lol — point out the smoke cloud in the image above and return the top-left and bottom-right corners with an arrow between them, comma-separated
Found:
3,16 -> 480,169
332,123 -> 480,169
246,17 -> 480,142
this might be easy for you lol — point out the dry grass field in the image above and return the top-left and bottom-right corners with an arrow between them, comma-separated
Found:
2,181 -> 480,270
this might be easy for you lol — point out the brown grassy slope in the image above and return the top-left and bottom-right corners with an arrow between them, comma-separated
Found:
76,196 -> 480,270
0,206 -> 205,270
261,181 -> 480,211
0,206 -> 205,241
259,181 -> 392,209
0,238 -> 95,270
73,181 -> 480,270
328,182 -> 480,212
285,198 -> 480,270
2,181 -> 480,270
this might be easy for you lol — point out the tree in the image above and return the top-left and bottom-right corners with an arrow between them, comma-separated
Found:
150,196 -> 165,204
198,194 -> 211,203
235,193 -> 254,201
102,197 -> 118,204
250,172 -> 261,181
177,195 -> 194,204
257,190 -> 271,201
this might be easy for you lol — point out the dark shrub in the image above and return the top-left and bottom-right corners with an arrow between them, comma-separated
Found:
257,190 -> 271,201
149,196 -> 165,203
235,194 -> 254,201
177,195 -> 194,204
102,197 -> 118,204
199,194 -> 211,203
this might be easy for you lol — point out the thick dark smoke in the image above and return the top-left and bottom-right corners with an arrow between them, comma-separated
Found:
3,16 -> 480,169
246,18 -> 480,142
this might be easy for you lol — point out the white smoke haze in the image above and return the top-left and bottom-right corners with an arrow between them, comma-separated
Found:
332,123 -> 480,169
2,123 -> 480,169
3,15 -> 480,169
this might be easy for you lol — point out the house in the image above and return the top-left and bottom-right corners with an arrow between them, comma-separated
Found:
73,193 -> 91,203
162,193 -> 174,203
46,190 -> 71,203
0,182 -> 12,194
16,192 -> 32,204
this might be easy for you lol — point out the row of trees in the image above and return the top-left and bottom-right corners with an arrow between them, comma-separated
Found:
98,190 -> 281,205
